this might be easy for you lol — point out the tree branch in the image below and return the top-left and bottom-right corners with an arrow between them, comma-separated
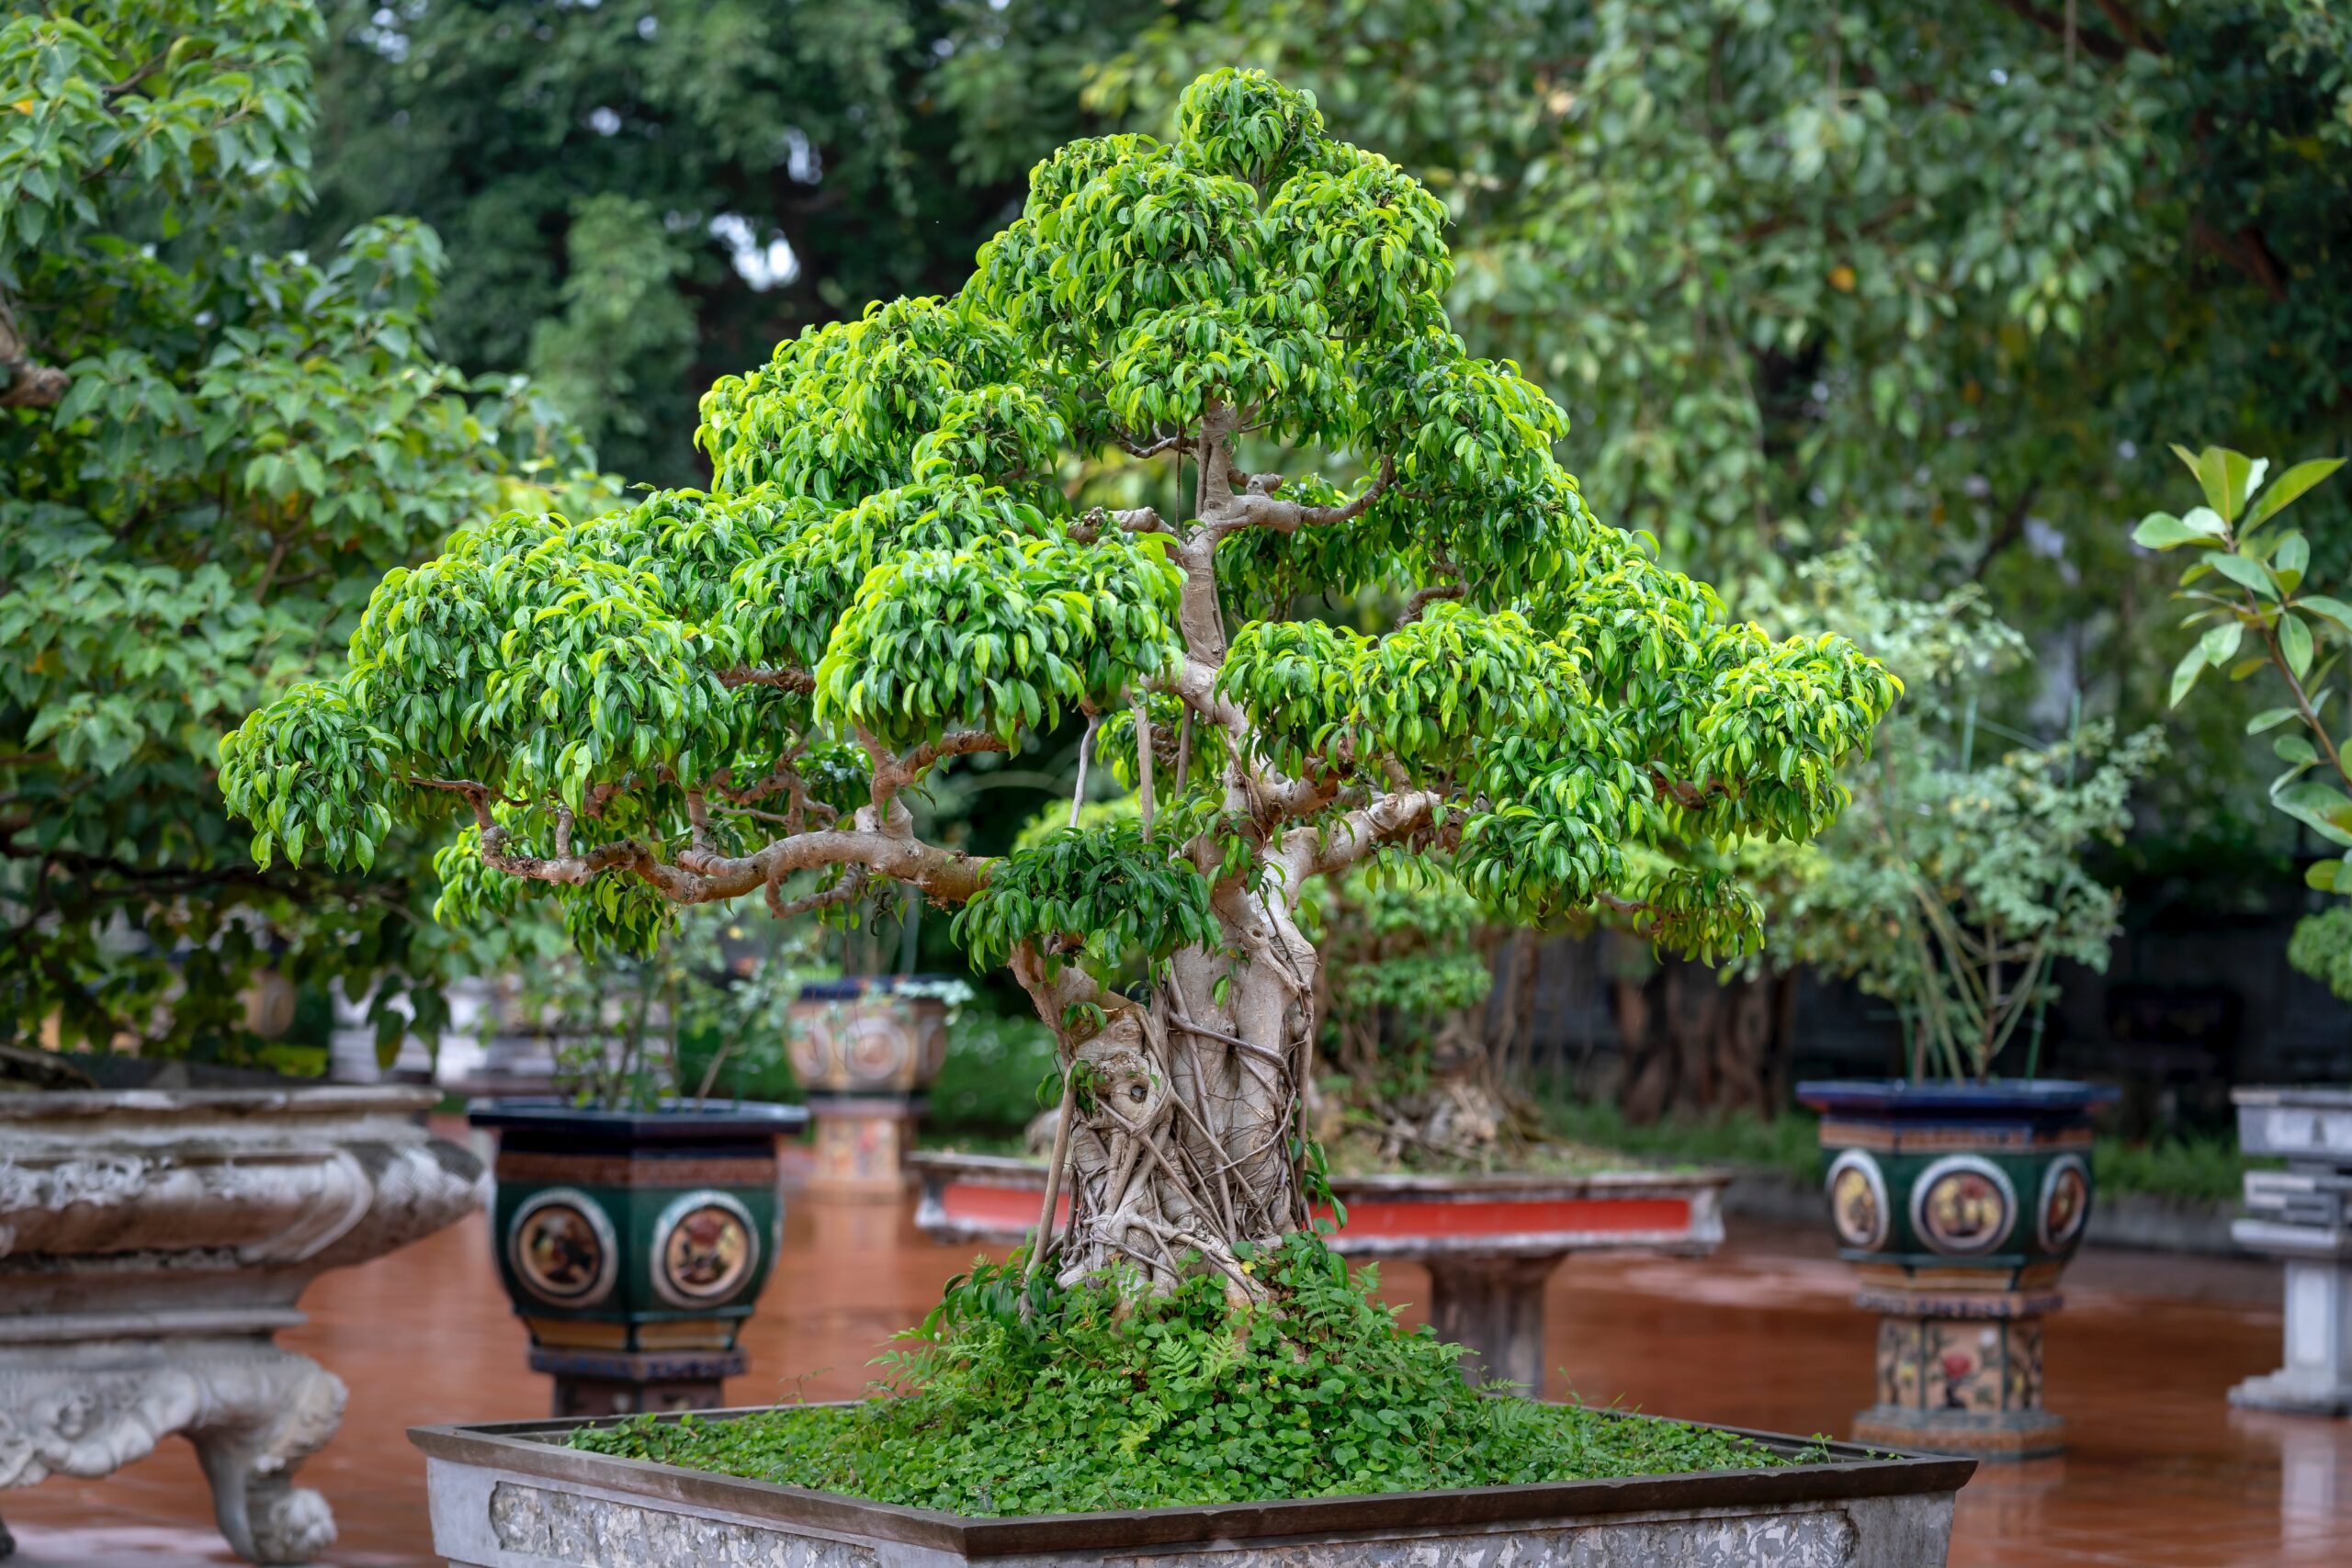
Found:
717,665 -> 817,694
481,821 -> 989,908
1289,788 -> 1453,879
1205,456 -> 1395,538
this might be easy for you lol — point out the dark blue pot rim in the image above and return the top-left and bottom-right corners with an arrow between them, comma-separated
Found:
1795,1078 -> 2118,1116
796,974 -> 957,1000
467,1098 -> 808,1140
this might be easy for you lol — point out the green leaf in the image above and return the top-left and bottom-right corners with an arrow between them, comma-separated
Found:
2308,858 -> 2343,893
2208,552 -> 2276,599
2192,446 -> 2256,524
2276,733 -> 2318,767
2276,779 -> 2352,848
2199,623 -> 2243,666
2169,643 -> 2206,708
2282,613 -> 2314,679
2298,597 -> 2352,637
2248,707 -> 2298,734
2132,513 -> 2213,551
2245,458 -> 2346,528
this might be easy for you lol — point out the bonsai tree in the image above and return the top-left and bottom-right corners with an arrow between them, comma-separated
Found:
1749,547 -> 2165,1081
225,70 -> 1894,1297
2132,446 -> 2352,993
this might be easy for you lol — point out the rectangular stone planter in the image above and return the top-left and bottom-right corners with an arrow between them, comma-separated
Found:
412,1406 -> 1973,1567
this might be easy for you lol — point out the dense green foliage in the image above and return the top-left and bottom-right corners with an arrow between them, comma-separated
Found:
1746,548 -> 2165,1079
2135,447 -> 2352,995
297,0 -> 1159,484
572,1235 -> 1819,1512
223,67 -> 1895,983
0,0 -> 609,1055
1095,0 -> 2352,874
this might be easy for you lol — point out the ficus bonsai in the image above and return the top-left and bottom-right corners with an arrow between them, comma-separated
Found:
224,69 -> 1894,1303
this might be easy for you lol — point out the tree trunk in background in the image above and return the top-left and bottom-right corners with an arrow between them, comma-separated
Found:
1613,958 -> 1795,1123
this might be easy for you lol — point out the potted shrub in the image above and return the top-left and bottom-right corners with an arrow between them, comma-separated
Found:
226,71 -> 1972,1562
457,908 -> 810,1416
1783,547 -> 2161,1458
2132,445 -> 2352,1416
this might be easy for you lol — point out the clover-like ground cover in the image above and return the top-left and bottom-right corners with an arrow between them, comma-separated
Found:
572,1237 -> 1822,1514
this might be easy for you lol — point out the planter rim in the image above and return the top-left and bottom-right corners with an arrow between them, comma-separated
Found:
410,1403 -> 1972,1556
0,1083 -> 439,1122
467,1098 -> 808,1140
2232,1084 -> 2352,1110
1796,1077 -> 2118,1116
795,974 -> 958,1000
906,1149 -> 1732,1195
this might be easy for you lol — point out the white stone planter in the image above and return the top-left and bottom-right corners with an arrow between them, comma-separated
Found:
413,1407 -> 1971,1567
0,1085 -> 485,1562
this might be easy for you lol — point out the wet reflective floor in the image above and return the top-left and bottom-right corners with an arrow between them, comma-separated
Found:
8,1159 -> 2346,1567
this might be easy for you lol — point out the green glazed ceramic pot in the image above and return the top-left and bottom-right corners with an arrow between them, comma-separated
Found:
1795,1078 -> 2115,1460
469,1100 -> 807,1416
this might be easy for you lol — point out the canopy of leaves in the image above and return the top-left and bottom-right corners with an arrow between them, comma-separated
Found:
0,1 -> 611,1055
1748,547 -> 2165,1079
571,1235 -> 1818,1513
1094,0 -> 2352,879
296,0 -> 1163,483
227,67 -> 1894,988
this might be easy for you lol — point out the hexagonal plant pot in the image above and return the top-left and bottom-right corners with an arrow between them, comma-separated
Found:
413,1406 -> 1975,1567
469,1100 -> 808,1417
1795,1078 -> 2115,1460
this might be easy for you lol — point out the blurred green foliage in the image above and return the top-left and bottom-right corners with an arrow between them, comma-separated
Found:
0,1 -> 613,1060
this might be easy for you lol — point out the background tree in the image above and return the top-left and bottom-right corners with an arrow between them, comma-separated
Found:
1093,1 -> 2352,908
298,0 -> 1163,486
0,1 -> 610,1055
227,70 -> 1894,1288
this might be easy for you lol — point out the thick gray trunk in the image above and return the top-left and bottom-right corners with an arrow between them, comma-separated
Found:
1045,908 -> 1314,1298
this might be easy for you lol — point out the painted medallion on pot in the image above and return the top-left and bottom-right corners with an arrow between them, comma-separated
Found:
508,1189 -> 616,1306
1912,1155 -> 2016,1256
2038,1153 -> 2091,1251
652,1190 -> 759,1308
1826,1149 -> 1890,1251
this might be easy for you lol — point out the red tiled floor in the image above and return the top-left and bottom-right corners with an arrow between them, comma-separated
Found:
6,1163 -> 2346,1567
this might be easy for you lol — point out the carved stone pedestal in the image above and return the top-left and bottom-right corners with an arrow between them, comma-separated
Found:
2230,1087 -> 2352,1417
0,1085 -> 483,1564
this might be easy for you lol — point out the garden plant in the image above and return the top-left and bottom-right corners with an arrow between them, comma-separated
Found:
2134,446 -> 2352,996
1753,547 -> 2165,1083
225,71 -> 1894,1505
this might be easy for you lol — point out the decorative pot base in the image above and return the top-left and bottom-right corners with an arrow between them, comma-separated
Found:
529,1348 -> 752,1418
805,1095 -> 921,1200
1851,1404 -> 2064,1461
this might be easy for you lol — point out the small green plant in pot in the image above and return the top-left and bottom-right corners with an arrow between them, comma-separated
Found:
451,901 -> 813,1417
1784,547 -> 2161,1459
2132,445 -> 2352,1416
226,71 -> 1974,1561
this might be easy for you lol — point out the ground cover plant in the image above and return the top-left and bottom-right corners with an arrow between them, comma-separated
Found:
228,68 -> 1891,1496
574,1235 -> 1824,1514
